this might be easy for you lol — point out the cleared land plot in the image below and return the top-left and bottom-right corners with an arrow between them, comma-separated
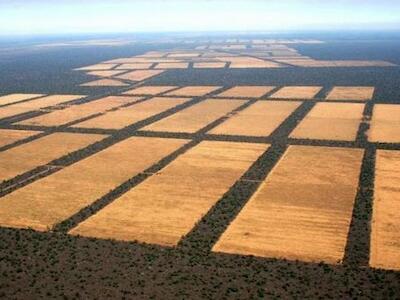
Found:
0,95 -> 85,120
0,94 -> 44,106
165,86 -> 222,97
213,145 -> 364,264
116,63 -> 153,70
209,101 -> 301,137
0,129 -> 41,148
123,86 -> 177,95
326,87 -> 375,101
369,104 -> 400,143
370,150 -> 400,271
86,70 -> 126,77
76,64 -> 117,71
0,137 -> 187,231
216,86 -> 275,98
270,86 -> 322,99
155,63 -> 189,69
143,99 -> 246,133
73,97 -> 190,129
17,96 -> 141,127
70,141 -> 268,245
116,70 -> 164,81
193,62 -> 226,68
80,79 -> 128,87
0,132 -> 105,183
290,103 -> 365,141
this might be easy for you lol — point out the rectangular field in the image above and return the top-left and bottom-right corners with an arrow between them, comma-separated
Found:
0,95 -> 85,120
213,145 -> 364,264
18,96 -> 141,127
193,62 -> 226,68
290,103 -> 365,141
216,86 -> 275,98
208,101 -> 301,137
73,97 -> 190,129
0,132 -> 105,182
0,94 -> 44,106
70,141 -> 269,245
270,86 -> 322,99
116,63 -> 153,69
155,63 -> 189,69
326,86 -> 375,101
370,150 -> 400,271
368,104 -> 400,143
0,137 -> 188,231
165,86 -> 222,97
116,70 -> 164,81
123,86 -> 177,95
0,129 -> 41,148
142,99 -> 246,133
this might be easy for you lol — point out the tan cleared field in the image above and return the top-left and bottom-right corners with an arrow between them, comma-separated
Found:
116,63 -> 153,69
0,137 -> 188,231
209,101 -> 301,137
123,86 -> 177,95
0,95 -> 85,120
143,99 -> 246,133
86,70 -> 126,77
370,150 -> 400,271
0,94 -> 44,106
116,70 -> 164,81
0,132 -> 105,183
17,96 -> 141,127
73,97 -> 189,129
270,86 -> 322,99
155,63 -> 189,69
326,87 -> 375,101
213,145 -> 364,264
76,64 -> 118,71
165,86 -> 222,97
0,129 -> 41,148
70,141 -> 268,245
193,62 -> 226,68
229,61 -> 282,68
216,86 -> 275,98
80,79 -> 128,86
368,104 -> 400,143
290,103 -> 365,141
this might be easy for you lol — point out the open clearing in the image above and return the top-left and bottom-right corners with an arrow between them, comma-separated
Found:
209,101 -> 301,137
116,70 -> 165,81
370,150 -> 400,271
290,102 -> 365,141
326,86 -> 375,101
73,97 -> 189,129
0,95 -> 84,120
142,99 -> 246,133
0,137 -> 187,231
0,129 -> 41,148
80,79 -> 129,86
70,141 -> 268,245
270,86 -> 322,99
368,104 -> 400,143
0,94 -> 44,106
17,96 -> 141,126
123,86 -> 177,95
213,145 -> 364,264
0,132 -> 105,183
215,86 -> 275,98
164,86 -> 222,97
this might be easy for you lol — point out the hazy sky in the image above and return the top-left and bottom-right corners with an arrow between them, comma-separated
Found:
1,0 -> 399,35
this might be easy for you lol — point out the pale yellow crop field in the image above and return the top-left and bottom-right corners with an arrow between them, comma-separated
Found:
213,145 -> 364,264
